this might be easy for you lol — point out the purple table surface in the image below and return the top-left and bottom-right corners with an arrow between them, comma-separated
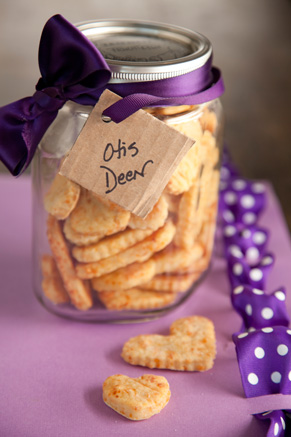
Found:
1,175 -> 291,437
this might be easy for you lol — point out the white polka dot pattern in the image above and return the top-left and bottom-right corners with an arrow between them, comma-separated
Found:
220,155 -> 291,431
254,347 -> 265,359
274,291 -> 286,301
261,307 -> 274,320
245,304 -> 252,316
255,409 -> 288,437
271,372 -> 281,384
231,285 -> 289,330
224,192 -> 237,205
249,268 -> 263,281
241,194 -> 255,209
233,263 -> 243,275
232,179 -> 246,190
248,373 -> 259,385
233,326 -> 291,397
277,344 -> 288,356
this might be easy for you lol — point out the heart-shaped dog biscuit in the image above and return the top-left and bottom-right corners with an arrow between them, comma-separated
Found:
103,374 -> 171,420
121,316 -> 216,371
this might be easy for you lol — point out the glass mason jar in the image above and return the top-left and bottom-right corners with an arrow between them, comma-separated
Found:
32,20 -> 224,322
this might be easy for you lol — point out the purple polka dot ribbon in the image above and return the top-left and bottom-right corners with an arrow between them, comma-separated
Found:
227,250 -> 275,290
255,410 -> 291,437
231,285 -> 289,331
219,149 -> 291,436
233,326 -> 291,397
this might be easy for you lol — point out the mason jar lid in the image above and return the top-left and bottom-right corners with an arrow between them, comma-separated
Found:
76,20 -> 212,83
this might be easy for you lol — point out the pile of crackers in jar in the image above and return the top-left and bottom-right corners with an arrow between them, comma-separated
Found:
41,104 -> 220,311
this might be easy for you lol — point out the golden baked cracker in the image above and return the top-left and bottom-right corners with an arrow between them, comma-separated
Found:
165,126 -> 218,197
103,374 -> 171,421
41,254 -> 69,304
152,243 -> 204,275
165,145 -> 201,196
91,260 -> 156,292
176,205 -> 217,276
140,272 -> 200,293
121,315 -> 216,372
147,105 -> 196,116
41,253 -> 57,278
199,107 -> 218,134
170,118 -> 203,142
185,169 -> 214,239
128,195 -> 168,231
98,288 -> 177,310
69,189 -> 130,236
170,316 -> 216,340
46,215 -> 93,310
203,170 -> 220,208
43,174 -> 81,220
200,130 -> 218,168
165,119 -> 204,195
178,254 -> 209,274
174,137 -> 219,250
198,206 -> 218,262
63,216 -> 102,246
174,181 -> 201,250
72,228 -> 154,263
76,220 -> 176,279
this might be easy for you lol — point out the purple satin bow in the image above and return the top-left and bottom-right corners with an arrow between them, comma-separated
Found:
0,14 -> 225,176
0,15 -> 111,176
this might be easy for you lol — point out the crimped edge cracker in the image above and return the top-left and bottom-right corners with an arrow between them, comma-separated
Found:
76,220 -> 176,279
69,189 -> 130,236
91,259 -> 156,292
121,315 -> 216,371
46,214 -> 93,310
63,216 -> 102,246
97,288 -> 177,310
103,374 -> 171,420
152,243 -> 204,275
165,144 -> 201,195
140,272 -> 200,293
72,227 -> 154,263
174,181 -> 201,249
128,195 -> 168,231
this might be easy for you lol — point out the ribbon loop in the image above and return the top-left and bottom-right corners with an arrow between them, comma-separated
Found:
0,14 -> 111,175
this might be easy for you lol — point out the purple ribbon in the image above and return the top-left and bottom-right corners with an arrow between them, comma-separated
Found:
0,14 -> 111,176
255,410 -> 290,437
233,326 -> 291,398
231,285 -> 289,331
0,14 -> 224,176
219,149 -> 291,435
103,62 -> 223,122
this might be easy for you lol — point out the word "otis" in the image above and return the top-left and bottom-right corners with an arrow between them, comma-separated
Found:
100,139 -> 154,194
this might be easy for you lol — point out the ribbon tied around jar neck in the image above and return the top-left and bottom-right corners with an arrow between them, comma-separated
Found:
0,14 -> 224,176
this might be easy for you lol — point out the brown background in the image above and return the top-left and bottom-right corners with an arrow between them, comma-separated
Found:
0,0 -> 290,231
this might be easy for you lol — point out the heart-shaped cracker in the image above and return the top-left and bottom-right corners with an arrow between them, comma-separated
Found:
103,374 -> 170,420
121,316 -> 216,371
